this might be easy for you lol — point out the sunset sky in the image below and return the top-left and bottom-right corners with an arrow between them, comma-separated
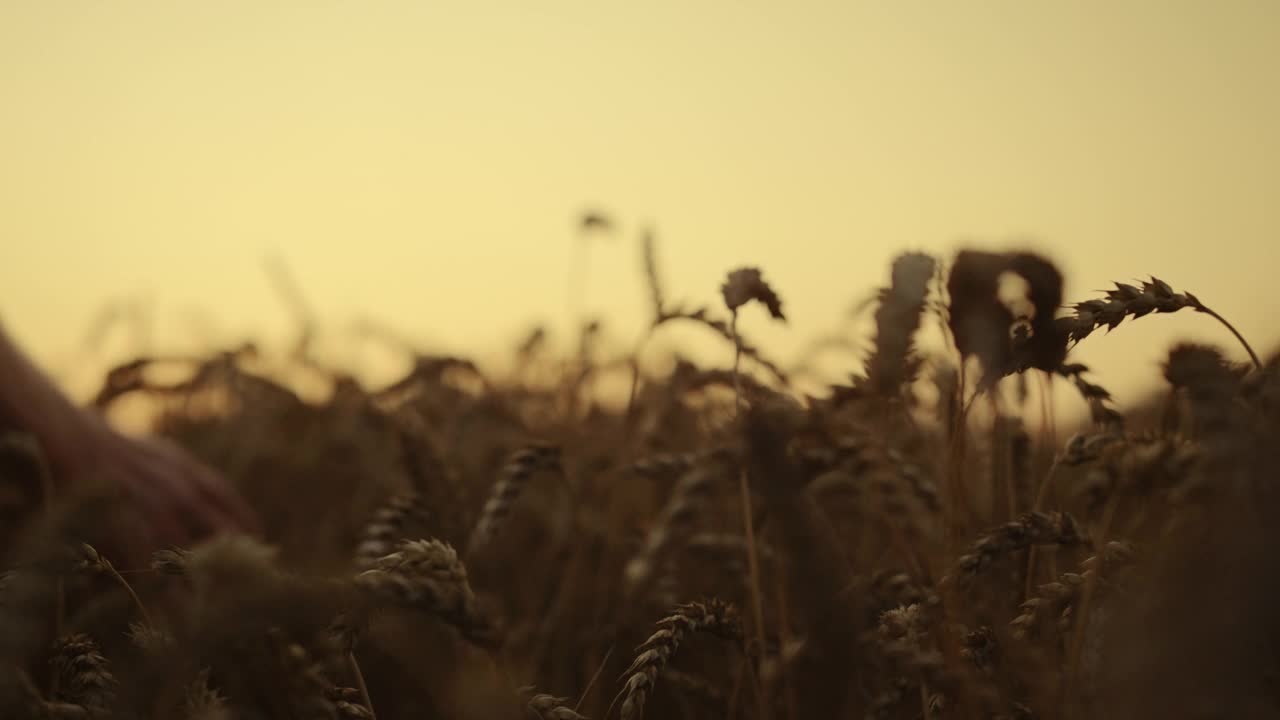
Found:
2,2 -> 1278,410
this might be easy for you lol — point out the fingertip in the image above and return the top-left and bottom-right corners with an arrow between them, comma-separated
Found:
195,469 -> 261,536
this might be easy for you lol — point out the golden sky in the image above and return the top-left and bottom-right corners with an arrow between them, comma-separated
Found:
2,2 -> 1278,409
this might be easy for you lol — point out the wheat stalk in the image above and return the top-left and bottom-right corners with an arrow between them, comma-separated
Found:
623,463 -> 721,590
76,543 -> 153,626
876,603 -> 951,717
865,252 -> 937,395
943,512 -> 1086,587
1055,363 -> 1123,429
650,307 -> 789,385
721,267 -> 786,720
1058,277 -> 1261,369
355,539 -> 497,649
184,667 -> 231,720
521,686 -> 589,719
959,626 -> 998,672
613,600 -> 742,720
152,547 -> 194,576
640,227 -> 666,321
628,451 -> 702,480
329,686 -> 376,720
269,630 -> 343,720
355,493 -> 429,570
49,634 -> 116,715
1011,541 -> 1136,642
467,445 -> 562,554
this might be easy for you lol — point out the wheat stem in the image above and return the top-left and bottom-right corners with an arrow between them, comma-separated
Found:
346,651 -> 376,720
105,563 -> 152,628
1064,495 -> 1120,702
1024,459 -> 1062,601
575,644 -> 613,712
726,307 -> 771,720
1195,304 -> 1262,370
737,468 -> 771,720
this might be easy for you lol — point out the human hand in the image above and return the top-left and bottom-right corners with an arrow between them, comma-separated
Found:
63,416 -> 260,556
0,324 -> 257,558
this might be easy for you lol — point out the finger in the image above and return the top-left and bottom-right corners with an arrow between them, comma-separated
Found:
150,437 -> 259,535
156,470 -> 238,541
109,503 -> 159,571
97,436 -> 194,551
133,461 -> 209,547
130,483 -> 193,551
131,520 -> 167,571
181,482 -> 242,539
191,467 -> 261,535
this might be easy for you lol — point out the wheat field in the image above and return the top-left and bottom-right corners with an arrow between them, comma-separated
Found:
1,234 -> 1277,720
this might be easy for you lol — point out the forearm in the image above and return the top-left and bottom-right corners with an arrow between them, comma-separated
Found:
0,322 -> 104,477
1,323 -> 257,544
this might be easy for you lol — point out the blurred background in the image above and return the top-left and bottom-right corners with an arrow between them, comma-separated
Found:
2,1 -> 1277,411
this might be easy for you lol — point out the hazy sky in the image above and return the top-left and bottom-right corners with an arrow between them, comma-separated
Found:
2,2 -> 1278,409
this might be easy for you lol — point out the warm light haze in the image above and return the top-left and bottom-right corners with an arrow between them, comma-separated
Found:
3,1 -> 1278,409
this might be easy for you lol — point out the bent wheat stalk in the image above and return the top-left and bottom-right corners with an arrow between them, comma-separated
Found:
612,600 -> 742,720
467,445 -> 561,555
355,539 -> 497,649
1059,277 -> 1261,369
